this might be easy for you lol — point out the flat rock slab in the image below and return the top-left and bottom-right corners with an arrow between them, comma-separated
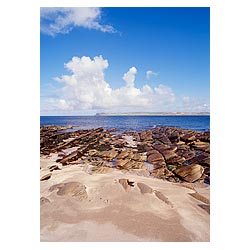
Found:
49,181 -> 88,201
174,164 -> 204,183
137,183 -> 153,194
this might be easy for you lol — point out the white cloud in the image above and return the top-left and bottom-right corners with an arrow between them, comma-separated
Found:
40,7 -> 116,36
146,70 -> 158,80
42,55 -> 179,114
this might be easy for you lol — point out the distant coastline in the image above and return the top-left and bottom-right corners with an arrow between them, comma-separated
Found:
95,112 -> 210,116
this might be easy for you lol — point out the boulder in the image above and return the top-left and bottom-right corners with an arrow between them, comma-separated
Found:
174,164 -> 204,183
161,150 -> 177,161
147,152 -> 164,163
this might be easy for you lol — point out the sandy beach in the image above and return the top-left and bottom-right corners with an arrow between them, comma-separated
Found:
40,154 -> 209,242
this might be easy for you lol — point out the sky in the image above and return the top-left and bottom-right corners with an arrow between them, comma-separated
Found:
40,7 -> 210,115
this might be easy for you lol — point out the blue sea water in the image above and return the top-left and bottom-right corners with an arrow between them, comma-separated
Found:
40,116 -> 210,132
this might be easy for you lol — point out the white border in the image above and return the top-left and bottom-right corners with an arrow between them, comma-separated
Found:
2,0 -> 250,249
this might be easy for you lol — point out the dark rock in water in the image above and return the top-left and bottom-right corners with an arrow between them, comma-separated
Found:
174,164 -> 204,183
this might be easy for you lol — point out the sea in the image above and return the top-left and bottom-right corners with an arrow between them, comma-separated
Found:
40,116 -> 210,133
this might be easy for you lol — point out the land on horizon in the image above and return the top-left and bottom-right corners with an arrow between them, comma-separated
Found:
95,112 -> 210,116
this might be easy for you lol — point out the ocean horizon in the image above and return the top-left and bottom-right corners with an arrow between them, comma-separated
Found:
40,115 -> 210,132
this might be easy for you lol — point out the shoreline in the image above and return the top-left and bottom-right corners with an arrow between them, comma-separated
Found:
40,125 -> 210,241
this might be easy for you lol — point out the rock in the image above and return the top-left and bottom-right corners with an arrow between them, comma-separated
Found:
168,131 -> 180,142
191,141 -> 210,152
123,160 -> 145,170
130,153 -> 147,162
137,183 -> 153,194
91,160 -> 112,168
161,150 -> 177,161
167,155 -> 186,164
40,197 -> 50,205
181,133 -> 196,142
188,192 -> 210,204
154,191 -> 173,207
174,164 -> 204,183
49,182 -> 87,201
91,166 -> 113,174
139,130 -> 153,142
150,168 -> 165,179
181,150 -> 196,161
115,158 -> 130,168
152,144 -> 170,153
49,165 -> 61,172
147,152 -> 165,163
116,149 -> 131,159
98,149 -> 118,161
40,173 -> 52,181
118,179 -> 134,192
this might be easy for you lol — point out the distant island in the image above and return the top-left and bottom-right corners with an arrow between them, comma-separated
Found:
95,112 -> 210,116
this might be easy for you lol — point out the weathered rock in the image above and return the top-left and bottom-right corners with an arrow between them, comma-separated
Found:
154,191 -> 173,207
181,133 -> 196,142
161,150 -> 177,161
98,149 -> 118,161
115,158 -> 130,168
168,131 -> 180,143
148,152 -> 165,163
40,197 -> 50,205
167,155 -> 186,164
137,183 -> 153,194
139,130 -> 153,142
123,160 -> 145,170
40,173 -> 52,181
91,166 -> 113,174
49,181 -> 87,201
118,179 -> 134,192
116,149 -> 131,159
152,144 -> 170,153
191,141 -> 210,152
174,164 -> 204,182
49,165 -> 61,172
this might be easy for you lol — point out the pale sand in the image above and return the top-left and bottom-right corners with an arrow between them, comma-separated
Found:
40,153 -> 210,242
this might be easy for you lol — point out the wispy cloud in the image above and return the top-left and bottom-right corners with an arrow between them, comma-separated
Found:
146,70 -> 158,80
40,7 -> 116,36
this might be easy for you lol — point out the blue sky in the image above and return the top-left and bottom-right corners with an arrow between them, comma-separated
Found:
40,7 -> 210,115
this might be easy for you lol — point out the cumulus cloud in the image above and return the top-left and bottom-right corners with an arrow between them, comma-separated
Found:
40,7 -> 116,36
146,70 -> 158,80
42,55 -> 179,114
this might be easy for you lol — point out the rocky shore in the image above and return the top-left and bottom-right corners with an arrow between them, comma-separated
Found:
40,125 -> 210,241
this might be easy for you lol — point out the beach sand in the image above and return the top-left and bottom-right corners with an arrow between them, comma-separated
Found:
40,152 -> 210,242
